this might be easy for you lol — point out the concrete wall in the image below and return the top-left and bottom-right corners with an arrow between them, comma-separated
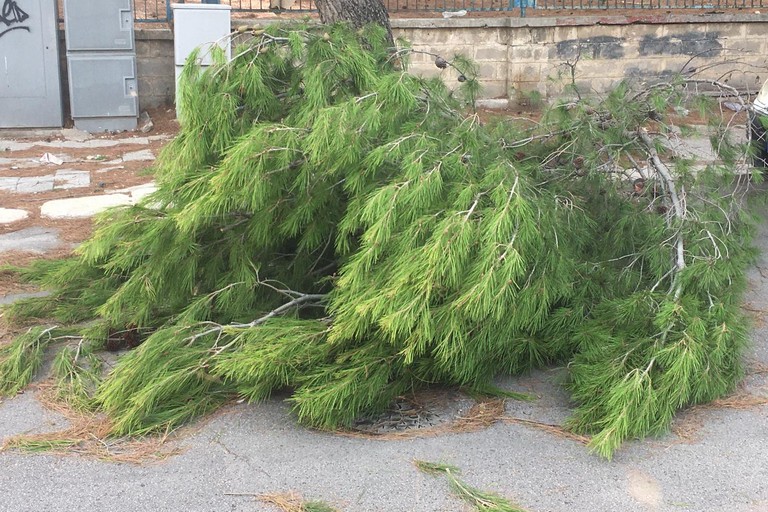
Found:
120,14 -> 768,110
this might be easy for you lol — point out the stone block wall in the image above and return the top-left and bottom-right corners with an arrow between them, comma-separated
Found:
395,14 -> 768,104
75,14 -> 768,111
135,29 -> 175,110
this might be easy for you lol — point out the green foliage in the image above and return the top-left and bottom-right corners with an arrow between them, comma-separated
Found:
51,342 -> 102,411
0,23 -> 758,457
415,460 -> 527,511
0,326 -> 57,395
301,501 -> 338,512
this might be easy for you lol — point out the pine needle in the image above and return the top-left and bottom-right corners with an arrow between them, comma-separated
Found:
252,492 -> 338,512
503,417 -> 591,445
414,460 -> 528,512
1,382 -> 183,464
0,326 -> 57,396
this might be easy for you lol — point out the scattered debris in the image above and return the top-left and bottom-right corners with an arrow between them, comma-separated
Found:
138,111 -> 154,134
723,101 -> 744,112
85,154 -> 108,161
442,9 -> 467,17
39,153 -> 63,165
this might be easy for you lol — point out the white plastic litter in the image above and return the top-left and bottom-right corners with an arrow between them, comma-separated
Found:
39,153 -> 63,165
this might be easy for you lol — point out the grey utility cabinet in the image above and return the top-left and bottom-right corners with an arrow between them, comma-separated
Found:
172,3 -> 231,118
64,0 -> 138,132
0,0 -> 63,128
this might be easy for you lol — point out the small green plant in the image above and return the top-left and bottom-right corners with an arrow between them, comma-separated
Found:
514,88 -> 544,109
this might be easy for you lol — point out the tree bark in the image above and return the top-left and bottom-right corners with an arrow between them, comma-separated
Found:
315,0 -> 394,47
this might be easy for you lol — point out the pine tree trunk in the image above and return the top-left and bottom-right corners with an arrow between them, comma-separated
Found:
315,0 -> 394,47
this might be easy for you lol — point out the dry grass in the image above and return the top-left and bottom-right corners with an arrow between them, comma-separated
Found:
710,392 -> 768,409
746,360 -> 768,375
671,388 -> 768,443
1,381 -> 184,464
258,492 -> 309,512
222,491 -> 338,512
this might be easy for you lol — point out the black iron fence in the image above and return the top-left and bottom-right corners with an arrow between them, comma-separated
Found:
134,0 -> 767,22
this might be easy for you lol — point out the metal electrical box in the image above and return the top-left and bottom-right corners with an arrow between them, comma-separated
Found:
67,55 -> 138,130
63,0 -> 135,51
0,0 -> 63,128
64,0 -> 138,132
172,3 -> 231,118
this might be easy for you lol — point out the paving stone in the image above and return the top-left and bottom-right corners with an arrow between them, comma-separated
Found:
112,182 -> 158,202
40,194 -> 132,219
0,157 -> 39,169
16,175 -> 55,193
41,139 -> 119,149
117,137 -> 150,145
0,140 -> 33,151
60,128 -> 92,142
96,165 -> 125,173
0,208 -> 29,224
0,176 -> 19,191
122,149 -> 155,162
0,227 -> 63,253
53,169 -> 91,190
0,290 -> 50,306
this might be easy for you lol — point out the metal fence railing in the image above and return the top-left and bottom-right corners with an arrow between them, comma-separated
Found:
133,0 -> 768,22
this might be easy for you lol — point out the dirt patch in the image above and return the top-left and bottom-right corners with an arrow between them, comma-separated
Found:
0,107 -> 177,279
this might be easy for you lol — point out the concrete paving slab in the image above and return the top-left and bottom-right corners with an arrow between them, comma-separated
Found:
122,149 -> 155,162
16,175 -> 54,194
40,194 -> 132,219
112,182 -> 158,202
0,140 -> 34,151
0,208 -> 29,224
0,157 -> 40,169
60,128 -> 91,142
0,291 -> 50,306
0,227 -> 62,254
95,165 -> 126,173
117,137 -> 150,145
0,177 -> 19,191
0,138 -> 151,152
42,140 -> 120,150
53,170 -> 90,190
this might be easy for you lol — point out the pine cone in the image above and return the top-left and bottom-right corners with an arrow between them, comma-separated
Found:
434,56 -> 448,69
